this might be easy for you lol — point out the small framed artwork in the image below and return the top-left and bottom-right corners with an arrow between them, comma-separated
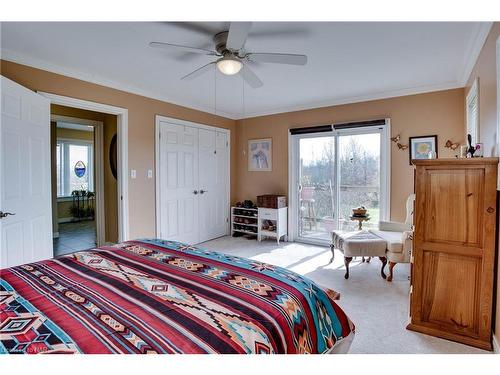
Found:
409,135 -> 438,165
248,138 -> 272,171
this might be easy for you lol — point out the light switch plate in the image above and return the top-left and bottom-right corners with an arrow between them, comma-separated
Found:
131,169 -> 137,179
147,169 -> 153,179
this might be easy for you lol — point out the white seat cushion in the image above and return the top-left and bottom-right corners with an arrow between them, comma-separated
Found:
331,230 -> 387,258
370,230 -> 403,253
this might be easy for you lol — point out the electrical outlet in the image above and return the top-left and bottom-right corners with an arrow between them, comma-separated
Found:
130,170 -> 137,179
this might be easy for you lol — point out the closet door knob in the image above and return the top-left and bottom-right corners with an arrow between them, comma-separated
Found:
193,190 -> 199,195
200,190 -> 207,194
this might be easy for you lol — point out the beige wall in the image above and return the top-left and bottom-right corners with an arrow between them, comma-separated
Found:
0,60 -> 237,239
465,22 -> 500,350
56,127 -> 94,141
235,88 -> 465,222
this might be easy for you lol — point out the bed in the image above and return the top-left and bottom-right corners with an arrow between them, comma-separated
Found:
0,239 -> 354,354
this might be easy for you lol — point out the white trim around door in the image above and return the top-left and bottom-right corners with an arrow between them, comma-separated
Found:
155,115 -> 231,243
288,119 -> 391,245
496,35 -> 500,189
38,92 -> 129,242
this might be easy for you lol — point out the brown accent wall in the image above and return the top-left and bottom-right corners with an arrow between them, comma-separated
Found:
56,127 -> 94,141
235,88 -> 465,222
465,22 -> 500,350
103,114 -> 118,243
0,60 -> 237,239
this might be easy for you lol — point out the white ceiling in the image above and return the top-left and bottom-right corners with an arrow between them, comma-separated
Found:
0,22 -> 491,119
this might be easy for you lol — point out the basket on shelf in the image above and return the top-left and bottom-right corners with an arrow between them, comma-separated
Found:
257,195 -> 287,208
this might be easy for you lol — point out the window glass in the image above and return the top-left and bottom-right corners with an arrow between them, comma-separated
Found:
69,144 -> 90,192
56,140 -> 93,197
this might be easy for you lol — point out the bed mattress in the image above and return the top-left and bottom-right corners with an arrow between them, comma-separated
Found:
0,239 -> 354,354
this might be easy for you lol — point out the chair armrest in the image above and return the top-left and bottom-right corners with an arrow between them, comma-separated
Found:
378,221 -> 411,232
401,230 -> 413,262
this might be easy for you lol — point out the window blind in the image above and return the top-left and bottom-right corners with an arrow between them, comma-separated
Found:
289,119 -> 386,135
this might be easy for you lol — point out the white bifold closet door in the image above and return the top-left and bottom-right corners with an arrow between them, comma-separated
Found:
157,118 -> 229,245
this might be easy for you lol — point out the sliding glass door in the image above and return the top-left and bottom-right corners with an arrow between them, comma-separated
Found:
297,135 -> 336,242
290,124 -> 389,245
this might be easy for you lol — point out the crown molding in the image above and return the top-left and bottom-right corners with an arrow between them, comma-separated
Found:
235,81 -> 463,120
1,49 -> 238,120
459,22 -> 493,86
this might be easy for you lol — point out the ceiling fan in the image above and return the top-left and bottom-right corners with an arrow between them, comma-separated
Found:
149,22 -> 308,88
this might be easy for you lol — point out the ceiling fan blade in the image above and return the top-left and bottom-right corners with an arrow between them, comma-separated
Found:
181,61 -> 216,81
239,64 -> 263,88
250,28 -> 310,39
247,53 -> 307,65
226,22 -> 252,51
167,22 -> 224,36
149,42 -> 218,56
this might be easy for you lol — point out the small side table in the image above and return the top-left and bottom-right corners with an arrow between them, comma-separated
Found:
349,215 -> 370,230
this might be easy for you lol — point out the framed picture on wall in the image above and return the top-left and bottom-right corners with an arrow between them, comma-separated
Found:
248,138 -> 272,171
409,135 -> 437,165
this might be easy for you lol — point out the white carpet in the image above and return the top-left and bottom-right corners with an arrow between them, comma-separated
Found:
200,236 -> 488,354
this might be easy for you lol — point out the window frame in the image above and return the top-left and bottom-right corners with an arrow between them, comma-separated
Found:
288,120 -> 391,245
56,137 -> 94,198
466,77 -> 480,145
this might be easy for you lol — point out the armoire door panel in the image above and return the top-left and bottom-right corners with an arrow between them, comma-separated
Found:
424,168 -> 484,246
420,250 -> 480,336
409,158 -> 497,351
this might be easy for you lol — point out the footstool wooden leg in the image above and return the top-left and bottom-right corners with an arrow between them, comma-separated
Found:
387,261 -> 396,282
344,257 -> 352,279
378,256 -> 387,279
329,244 -> 335,264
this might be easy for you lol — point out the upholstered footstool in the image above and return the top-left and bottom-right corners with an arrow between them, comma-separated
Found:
330,230 -> 388,279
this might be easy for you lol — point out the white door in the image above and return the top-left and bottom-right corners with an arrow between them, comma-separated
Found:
1,76 -> 53,268
198,128 -> 217,242
198,129 -> 229,242
213,131 -> 229,238
158,121 -> 199,244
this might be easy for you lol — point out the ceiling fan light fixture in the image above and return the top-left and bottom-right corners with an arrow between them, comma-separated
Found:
216,56 -> 242,75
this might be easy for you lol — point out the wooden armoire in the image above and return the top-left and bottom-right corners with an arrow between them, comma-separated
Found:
408,158 -> 498,350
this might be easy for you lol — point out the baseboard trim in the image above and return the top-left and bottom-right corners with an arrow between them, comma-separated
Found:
493,334 -> 499,354
58,217 -> 94,224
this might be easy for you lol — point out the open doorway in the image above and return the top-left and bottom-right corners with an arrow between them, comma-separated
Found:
50,105 -> 118,256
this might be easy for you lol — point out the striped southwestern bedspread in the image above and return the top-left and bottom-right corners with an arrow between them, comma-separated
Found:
0,239 -> 354,354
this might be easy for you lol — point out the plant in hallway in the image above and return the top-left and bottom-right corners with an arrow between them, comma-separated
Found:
69,189 -> 95,221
